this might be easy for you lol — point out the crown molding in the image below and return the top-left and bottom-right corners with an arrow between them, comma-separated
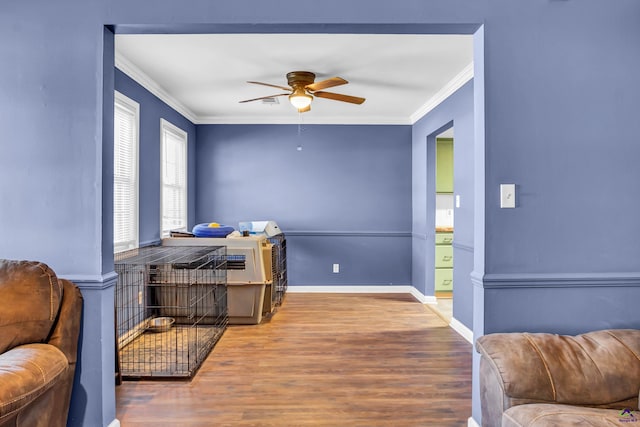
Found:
196,115 -> 412,125
115,53 -> 199,124
409,62 -> 474,124
115,53 -> 470,126
115,53 -> 411,125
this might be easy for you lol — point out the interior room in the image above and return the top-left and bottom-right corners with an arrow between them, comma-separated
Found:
109,32 -> 475,424
112,31 -> 473,308
2,2 -> 640,427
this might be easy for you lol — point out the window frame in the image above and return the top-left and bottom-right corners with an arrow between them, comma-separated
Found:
160,118 -> 188,238
113,91 -> 140,254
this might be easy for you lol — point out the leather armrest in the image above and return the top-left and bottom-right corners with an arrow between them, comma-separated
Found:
47,279 -> 83,364
0,344 -> 68,420
476,329 -> 640,426
476,329 -> 640,406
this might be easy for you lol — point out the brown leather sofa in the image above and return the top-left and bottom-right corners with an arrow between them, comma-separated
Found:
476,329 -> 640,427
0,260 -> 83,427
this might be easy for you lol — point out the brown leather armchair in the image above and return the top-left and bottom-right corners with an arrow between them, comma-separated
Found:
0,260 -> 83,427
476,329 -> 640,427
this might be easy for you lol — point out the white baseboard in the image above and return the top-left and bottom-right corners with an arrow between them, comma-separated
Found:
289,285 -> 409,294
288,285 -> 438,304
450,317 -> 474,344
468,416 -> 480,427
107,419 -> 120,427
287,285 -> 410,293
409,286 -> 438,304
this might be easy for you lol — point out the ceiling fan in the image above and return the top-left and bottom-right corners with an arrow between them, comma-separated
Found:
239,71 -> 366,113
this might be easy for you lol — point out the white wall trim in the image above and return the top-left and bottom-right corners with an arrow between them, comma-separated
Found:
107,419 -> 121,427
289,285 -> 413,294
450,317 -> 474,344
115,53 -> 199,124
287,285 -> 437,304
409,62 -> 474,124
261,286 -> 476,342
198,115 -> 412,125
115,52 -> 469,126
468,416 -> 480,427
115,52 -> 413,126
410,287 -> 438,304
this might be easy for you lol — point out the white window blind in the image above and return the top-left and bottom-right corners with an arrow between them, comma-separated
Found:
113,91 -> 139,253
160,119 -> 188,237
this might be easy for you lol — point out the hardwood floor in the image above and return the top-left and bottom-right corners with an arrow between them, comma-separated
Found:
116,293 -> 472,426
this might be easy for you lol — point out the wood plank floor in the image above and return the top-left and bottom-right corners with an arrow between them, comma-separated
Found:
116,293 -> 472,426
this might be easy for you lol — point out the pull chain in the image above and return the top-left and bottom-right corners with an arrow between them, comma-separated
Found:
297,112 -> 304,151
298,111 -> 304,136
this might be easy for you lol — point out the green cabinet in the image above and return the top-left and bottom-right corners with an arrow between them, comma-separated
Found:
435,268 -> 453,291
435,245 -> 453,268
436,138 -> 453,194
435,232 -> 454,245
435,231 -> 453,292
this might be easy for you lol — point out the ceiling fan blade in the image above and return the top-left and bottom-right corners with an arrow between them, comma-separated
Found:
298,105 -> 311,113
305,77 -> 348,92
314,91 -> 365,105
239,93 -> 289,103
247,81 -> 292,91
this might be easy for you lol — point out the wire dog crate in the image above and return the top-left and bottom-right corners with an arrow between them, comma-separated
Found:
268,234 -> 288,306
115,245 -> 227,380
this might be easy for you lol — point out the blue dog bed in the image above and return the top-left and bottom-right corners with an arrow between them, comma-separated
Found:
192,222 -> 235,238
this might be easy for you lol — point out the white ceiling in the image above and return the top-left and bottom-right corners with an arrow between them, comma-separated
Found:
115,33 -> 473,125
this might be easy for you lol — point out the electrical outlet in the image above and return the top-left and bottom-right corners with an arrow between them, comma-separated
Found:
138,291 -> 143,305
333,263 -> 340,273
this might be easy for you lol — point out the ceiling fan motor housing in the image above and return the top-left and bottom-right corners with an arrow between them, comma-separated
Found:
286,71 -> 316,89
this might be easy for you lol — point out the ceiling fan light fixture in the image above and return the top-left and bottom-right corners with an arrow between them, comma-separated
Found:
241,71 -> 365,112
289,92 -> 312,110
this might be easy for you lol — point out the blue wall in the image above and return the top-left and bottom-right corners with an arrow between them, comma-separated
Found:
115,69 -> 197,246
2,1 -> 640,426
196,124 -> 412,286
477,2 -> 640,348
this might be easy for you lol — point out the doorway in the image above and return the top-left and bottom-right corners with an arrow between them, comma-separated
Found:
434,127 -> 454,321
104,23 -> 485,426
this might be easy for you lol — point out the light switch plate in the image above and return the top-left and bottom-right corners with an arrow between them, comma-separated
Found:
500,184 -> 516,208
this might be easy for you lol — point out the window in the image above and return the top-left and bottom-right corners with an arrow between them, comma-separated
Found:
160,119 -> 188,237
113,91 -> 139,253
